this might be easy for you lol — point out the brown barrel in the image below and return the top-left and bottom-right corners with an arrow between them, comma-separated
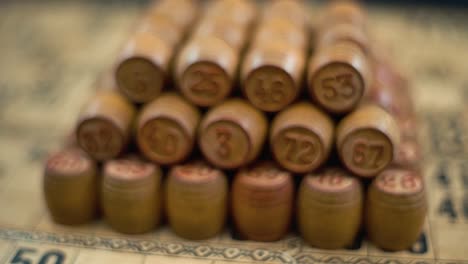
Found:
232,162 -> 294,241
198,99 -> 268,169
308,41 -> 371,114
366,168 -> 427,251
101,158 -> 162,234
176,36 -> 238,107
137,93 -> 200,165
298,167 -> 363,249
166,161 -> 228,240
43,148 -> 98,225
76,91 -> 136,161
242,42 -> 306,112
336,105 -> 400,178
115,32 -> 172,103
270,102 -> 334,173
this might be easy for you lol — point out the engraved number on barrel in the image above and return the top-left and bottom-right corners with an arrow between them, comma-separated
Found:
11,248 -> 65,264
49,153 -> 81,171
189,70 -> 220,96
215,127 -> 232,159
114,160 -> 147,176
133,71 -> 148,94
250,167 -> 281,179
180,164 -> 214,177
254,74 -> 286,104
284,131 -> 317,164
147,122 -> 178,156
352,140 -> 384,169
321,74 -> 355,100
318,172 -> 344,186
380,172 -> 418,190
81,127 -> 112,153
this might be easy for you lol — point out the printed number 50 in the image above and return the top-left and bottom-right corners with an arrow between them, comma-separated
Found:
11,248 -> 65,264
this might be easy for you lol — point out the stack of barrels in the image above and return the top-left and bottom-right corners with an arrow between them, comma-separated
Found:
43,0 -> 427,251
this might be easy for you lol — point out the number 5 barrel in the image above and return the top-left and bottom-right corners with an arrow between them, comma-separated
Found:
198,99 -> 268,169
336,105 -> 400,178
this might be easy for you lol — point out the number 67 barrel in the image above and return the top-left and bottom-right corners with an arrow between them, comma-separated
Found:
336,105 -> 400,178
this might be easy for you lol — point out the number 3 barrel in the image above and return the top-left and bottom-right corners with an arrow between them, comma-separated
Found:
336,105 -> 400,177
198,99 -> 268,169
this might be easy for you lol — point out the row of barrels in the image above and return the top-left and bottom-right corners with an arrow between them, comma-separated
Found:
44,153 -> 426,251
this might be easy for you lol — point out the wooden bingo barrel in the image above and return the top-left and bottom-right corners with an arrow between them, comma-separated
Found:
366,168 -> 427,251
43,148 -> 98,225
176,36 -> 238,107
270,103 -> 334,173
242,42 -> 306,112
298,168 -> 363,249
336,105 -> 400,177
176,0 -> 256,107
241,0 -> 307,112
76,91 -> 136,161
198,99 -> 268,169
308,41 -> 371,114
116,0 -> 197,103
166,161 -> 228,240
101,158 -> 162,234
115,32 -> 172,103
232,162 -> 294,241
137,93 -> 200,165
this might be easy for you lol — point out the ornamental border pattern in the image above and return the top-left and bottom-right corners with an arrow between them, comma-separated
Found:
0,228 -> 449,264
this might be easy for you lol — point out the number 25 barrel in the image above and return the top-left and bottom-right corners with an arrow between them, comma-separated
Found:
137,93 -> 201,165
336,105 -> 400,178
308,41 -> 371,114
198,99 -> 268,169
